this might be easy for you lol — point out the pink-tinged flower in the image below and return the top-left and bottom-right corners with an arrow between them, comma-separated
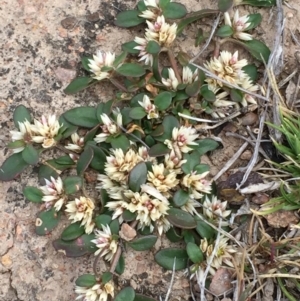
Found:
182,66 -> 198,84
164,150 -> 187,174
40,176 -> 67,211
203,195 -> 231,220
65,133 -> 84,153
91,224 -> 118,261
94,113 -> 122,143
88,51 -> 115,81
75,281 -> 114,301
30,115 -> 62,148
224,10 -> 253,41
138,95 -> 159,119
162,68 -> 179,90
181,171 -> 212,198
65,196 -> 95,234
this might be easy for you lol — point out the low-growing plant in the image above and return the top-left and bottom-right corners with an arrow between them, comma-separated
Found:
0,0 -> 277,299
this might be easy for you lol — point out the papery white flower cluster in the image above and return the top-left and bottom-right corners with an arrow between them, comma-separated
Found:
10,115 -> 62,153
204,50 -> 258,118
134,15 -> 177,66
97,125 -> 212,235
75,281 -> 114,301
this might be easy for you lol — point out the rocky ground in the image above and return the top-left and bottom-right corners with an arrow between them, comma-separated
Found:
0,0 -> 300,300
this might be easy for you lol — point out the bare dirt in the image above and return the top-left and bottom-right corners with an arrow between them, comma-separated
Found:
0,0 -> 300,300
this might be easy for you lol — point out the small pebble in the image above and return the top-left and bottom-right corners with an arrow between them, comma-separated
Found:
286,12 -> 293,19
240,112 -> 258,126
61,16 -> 77,29
252,193 -> 269,204
86,12 -> 100,22
241,150 -> 252,160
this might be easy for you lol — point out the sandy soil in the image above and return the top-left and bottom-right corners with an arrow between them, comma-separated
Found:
0,0 -> 300,300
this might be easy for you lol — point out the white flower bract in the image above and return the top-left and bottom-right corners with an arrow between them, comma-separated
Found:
88,51 -> 115,81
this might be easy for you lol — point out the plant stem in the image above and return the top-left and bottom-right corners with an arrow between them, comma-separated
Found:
110,78 -> 128,92
167,49 -> 182,84
109,246 -> 122,273
55,144 -> 78,157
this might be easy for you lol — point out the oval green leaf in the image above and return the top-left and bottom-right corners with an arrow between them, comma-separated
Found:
61,222 -> 85,241
128,235 -> 158,251
216,25 -> 234,37
122,210 -> 137,222
162,3 -> 187,19
64,77 -> 94,94
218,0 -> 233,12
166,227 -> 182,243
116,63 -> 145,77
122,41 -> 140,54
128,162 -> 148,192
116,254 -> 125,275
13,105 -> 32,129
196,220 -> 216,239
129,107 -> 147,120
148,143 -> 170,157
155,248 -> 188,270
76,146 -> 94,176
146,40 -> 161,55
115,10 -> 145,28
115,287 -> 135,301
23,186 -> 44,203
36,208 -> 61,235
22,144 -> 39,165
167,208 -> 197,229
110,135 -> 130,152
64,107 -> 99,128
75,274 -> 96,287
243,39 -> 271,62
173,189 -> 190,207
245,13 -> 262,30
0,153 -> 29,181
230,88 -> 244,103
200,85 -> 216,102
154,91 -> 172,111
63,176 -> 83,195
102,272 -> 113,284
192,138 -> 219,156
186,242 -> 204,264
95,215 -> 112,229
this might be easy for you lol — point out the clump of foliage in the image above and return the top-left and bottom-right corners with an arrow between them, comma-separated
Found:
0,0 -> 276,300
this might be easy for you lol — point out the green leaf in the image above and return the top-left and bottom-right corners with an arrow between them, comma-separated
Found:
242,64 -> 257,82
64,77 -> 94,94
116,63 -> 145,77
195,220 -> 216,239
122,41 -> 140,54
216,25 -> 234,37
36,208 -> 61,235
128,235 -> 158,251
183,229 -> 195,244
38,164 -> 59,184
192,138 -> 219,156
122,210 -> 137,222
134,294 -> 157,301
177,9 -> 218,35
154,91 -> 172,111
243,39 -> 271,62
63,176 -> 83,194
151,125 -> 164,137
200,85 -> 216,102
52,233 -> 96,257
155,248 -> 188,270
110,219 -> 120,235
148,143 -> 170,157
55,156 -> 75,166
61,222 -> 85,241
115,287 -> 135,301
146,40 -> 161,55
113,51 -> 128,68
185,79 -> 202,97
186,242 -> 204,264
173,189 -> 190,207
230,88 -> 244,103
115,254 -> 125,275
13,105 -> 32,128
84,126 -> 100,143
75,274 -> 96,287
181,151 -> 201,174
166,227 -> 182,242
162,3 -> 187,19
0,153 -> 29,181
167,208 -> 197,229
57,115 -> 78,139
245,13 -> 262,30
159,0 -> 171,9
137,0 -> 147,11
110,135 -> 130,152
242,0 -> 275,7
115,10 -> 145,28
128,162 -> 148,192
81,57 -> 91,72
129,107 -> 147,120
77,146 -> 94,176
102,272 -> 113,284
7,140 -> 26,150
23,186 -> 44,203
87,143 -> 107,172
194,164 -> 210,174
22,144 -> 39,165
64,107 -> 99,128
218,0 -> 233,12
95,215 -> 112,228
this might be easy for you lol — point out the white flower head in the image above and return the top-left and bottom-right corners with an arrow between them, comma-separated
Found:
182,66 -> 199,84
134,36 -> 154,66
162,68 -> 179,90
30,115 -> 62,148
164,150 -> 187,174
138,95 -> 159,119
88,51 -> 115,81
65,196 -> 95,234
40,176 -> 66,211
91,224 -> 118,261
65,132 -> 84,153
94,113 -> 122,143
75,281 -> 114,301
203,195 -> 231,221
